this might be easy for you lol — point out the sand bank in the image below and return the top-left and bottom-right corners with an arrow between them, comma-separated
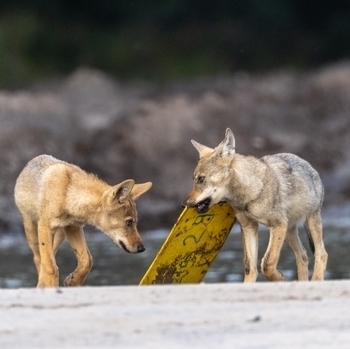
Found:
1,280 -> 349,348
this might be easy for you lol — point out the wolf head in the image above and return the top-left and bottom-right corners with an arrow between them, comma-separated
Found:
182,128 -> 235,213
100,180 -> 152,253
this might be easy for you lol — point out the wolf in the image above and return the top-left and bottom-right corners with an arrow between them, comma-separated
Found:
14,154 -> 152,287
182,128 -> 328,282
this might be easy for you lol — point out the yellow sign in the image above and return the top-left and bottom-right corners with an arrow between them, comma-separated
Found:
139,202 -> 236,285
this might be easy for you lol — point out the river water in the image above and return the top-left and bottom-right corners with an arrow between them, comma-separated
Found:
0,222 -> 349,288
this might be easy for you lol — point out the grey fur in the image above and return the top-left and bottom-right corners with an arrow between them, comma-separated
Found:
183,128 -> 328,282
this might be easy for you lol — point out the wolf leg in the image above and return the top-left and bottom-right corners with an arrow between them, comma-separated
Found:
261,224 -> 287,281
37,220 -> 59,287
286,225 -> 309,281
22,214 -> 41,282
306,211 -> 328,281
53,228 -> 65,255
64,225 -> 93,286
240,219 -> 259,282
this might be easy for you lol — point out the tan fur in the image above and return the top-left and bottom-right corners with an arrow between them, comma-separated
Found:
183,128 -> 328,282
14,155 -> 152,288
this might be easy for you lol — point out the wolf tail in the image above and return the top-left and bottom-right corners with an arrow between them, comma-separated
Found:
304,223 -> 315,255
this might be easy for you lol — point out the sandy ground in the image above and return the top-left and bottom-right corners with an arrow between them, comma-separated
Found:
0,280 -> 349,349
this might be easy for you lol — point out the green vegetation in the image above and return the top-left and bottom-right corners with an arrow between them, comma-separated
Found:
0,1 -> 349,87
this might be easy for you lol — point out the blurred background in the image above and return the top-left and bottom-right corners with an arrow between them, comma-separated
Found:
1,0 -> 350,87
0,1 -> 350,287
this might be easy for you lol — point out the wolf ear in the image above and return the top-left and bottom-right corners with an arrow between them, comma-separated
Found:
106,179 -> 135,204
217,128 -> 235,156
131,182 -> 153,200
191,140 -> 214,158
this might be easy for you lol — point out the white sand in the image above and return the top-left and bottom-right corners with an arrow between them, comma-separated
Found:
1,280 -> 350,348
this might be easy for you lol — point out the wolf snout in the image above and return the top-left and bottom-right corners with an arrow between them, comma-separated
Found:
181,197 -> 198,208
182,197 -> 211,213
137,245 -> 145,253
181,199 -> 191,208
118,240 -> 145,253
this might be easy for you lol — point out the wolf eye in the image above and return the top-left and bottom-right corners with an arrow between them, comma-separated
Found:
197,176 -> 205,184
126,219 -> 133,227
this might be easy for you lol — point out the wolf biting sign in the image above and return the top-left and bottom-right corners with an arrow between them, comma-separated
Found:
14,155 -> 152,287
182,128 -> 328,282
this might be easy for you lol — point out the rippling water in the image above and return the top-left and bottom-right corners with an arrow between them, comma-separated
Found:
0,223 -> 349,288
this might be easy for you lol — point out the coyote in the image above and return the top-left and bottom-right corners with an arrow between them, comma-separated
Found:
182,128 -> 328,282
14,155 -> 152,287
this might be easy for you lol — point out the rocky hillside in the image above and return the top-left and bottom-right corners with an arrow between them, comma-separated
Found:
1,62 -> 350,233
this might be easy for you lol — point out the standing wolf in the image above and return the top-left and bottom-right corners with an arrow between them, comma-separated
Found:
15,155 -> 152,287
182,128 -> 328,282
